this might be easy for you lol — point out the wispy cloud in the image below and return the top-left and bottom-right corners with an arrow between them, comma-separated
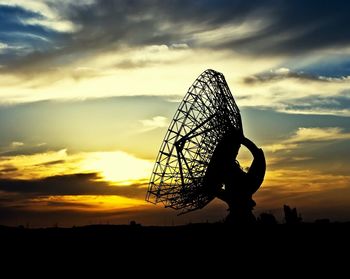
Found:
263,168 -> 350,194
0,149 -> 70,179
244,67 -> 350,84
264,127 -> 350,152
139,116 -> 168,132
11,141 -> 24,148
0,0 -> 77,32
281,91 -> 350,116
237,69 -> 350,116
287,127 -> 350,143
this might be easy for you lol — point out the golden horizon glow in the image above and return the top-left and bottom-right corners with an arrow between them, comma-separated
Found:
29,195 -> 147,211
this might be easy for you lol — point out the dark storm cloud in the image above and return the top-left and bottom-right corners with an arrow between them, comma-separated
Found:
3,0 -> 256,73
2,0 -> 350,74
220,0 -> 350,55
61,0 -> 257,49
0,173 -> 146,199
55,0 -> 350,56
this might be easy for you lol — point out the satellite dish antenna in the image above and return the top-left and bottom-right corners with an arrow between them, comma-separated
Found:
146,69 -> 243,215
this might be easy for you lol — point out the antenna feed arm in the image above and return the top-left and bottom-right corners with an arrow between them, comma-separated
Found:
241,136 -> 260,155
241,136 -> 266,194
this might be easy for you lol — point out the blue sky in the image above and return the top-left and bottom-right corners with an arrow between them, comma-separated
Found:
0,0 -> 350,226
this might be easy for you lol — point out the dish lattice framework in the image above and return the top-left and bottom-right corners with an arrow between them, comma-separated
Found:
146,69 -> 242,214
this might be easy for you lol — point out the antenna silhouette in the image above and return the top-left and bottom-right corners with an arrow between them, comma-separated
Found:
146,69 -> 242,214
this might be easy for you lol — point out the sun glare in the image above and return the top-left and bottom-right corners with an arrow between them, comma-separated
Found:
80,151 -> 154,185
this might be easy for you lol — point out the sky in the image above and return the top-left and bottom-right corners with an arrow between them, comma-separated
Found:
0,0 -> 350,227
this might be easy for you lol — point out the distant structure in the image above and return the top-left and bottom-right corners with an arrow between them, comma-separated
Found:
284,205 -> 303,224
146,69 -> 266,224
129,220 -> 141,227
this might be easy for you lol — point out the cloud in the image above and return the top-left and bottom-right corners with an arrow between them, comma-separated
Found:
219,1 -> 350,55
0,0 -> 77,32
0,42 -> 22,54
0,172 -> 147,199
264,127 -> 350,152
0,166 -> 18,173
244,68 -> 350,84
0,147 -> 154,185
60,0 -> 350,56
237,68 -> 350,116
35,159 -> 66,166
281,91 -> 350,116
0,149 -> 71,179
287,127 -> 350,143
0,42 -> 8,49
0,171 -> 150,226
0,0 -> 263,72
0,42 -> 192,88
263,168 -> 350,194
0,4 -> 69,60
58,0 -> 262,52
139,116 -> 168,132
112,45 -> 188,70
170,43 -> 189,50
11,141 -> 24,148
0,141 -> 50,157
292,57 -> 350,79
1,0 -> 350,78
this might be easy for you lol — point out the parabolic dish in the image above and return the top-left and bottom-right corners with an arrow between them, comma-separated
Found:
146,69 -> 242,214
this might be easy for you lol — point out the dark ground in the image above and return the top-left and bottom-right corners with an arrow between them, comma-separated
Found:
2,222 -> 350,249
1,223 -> 348,273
